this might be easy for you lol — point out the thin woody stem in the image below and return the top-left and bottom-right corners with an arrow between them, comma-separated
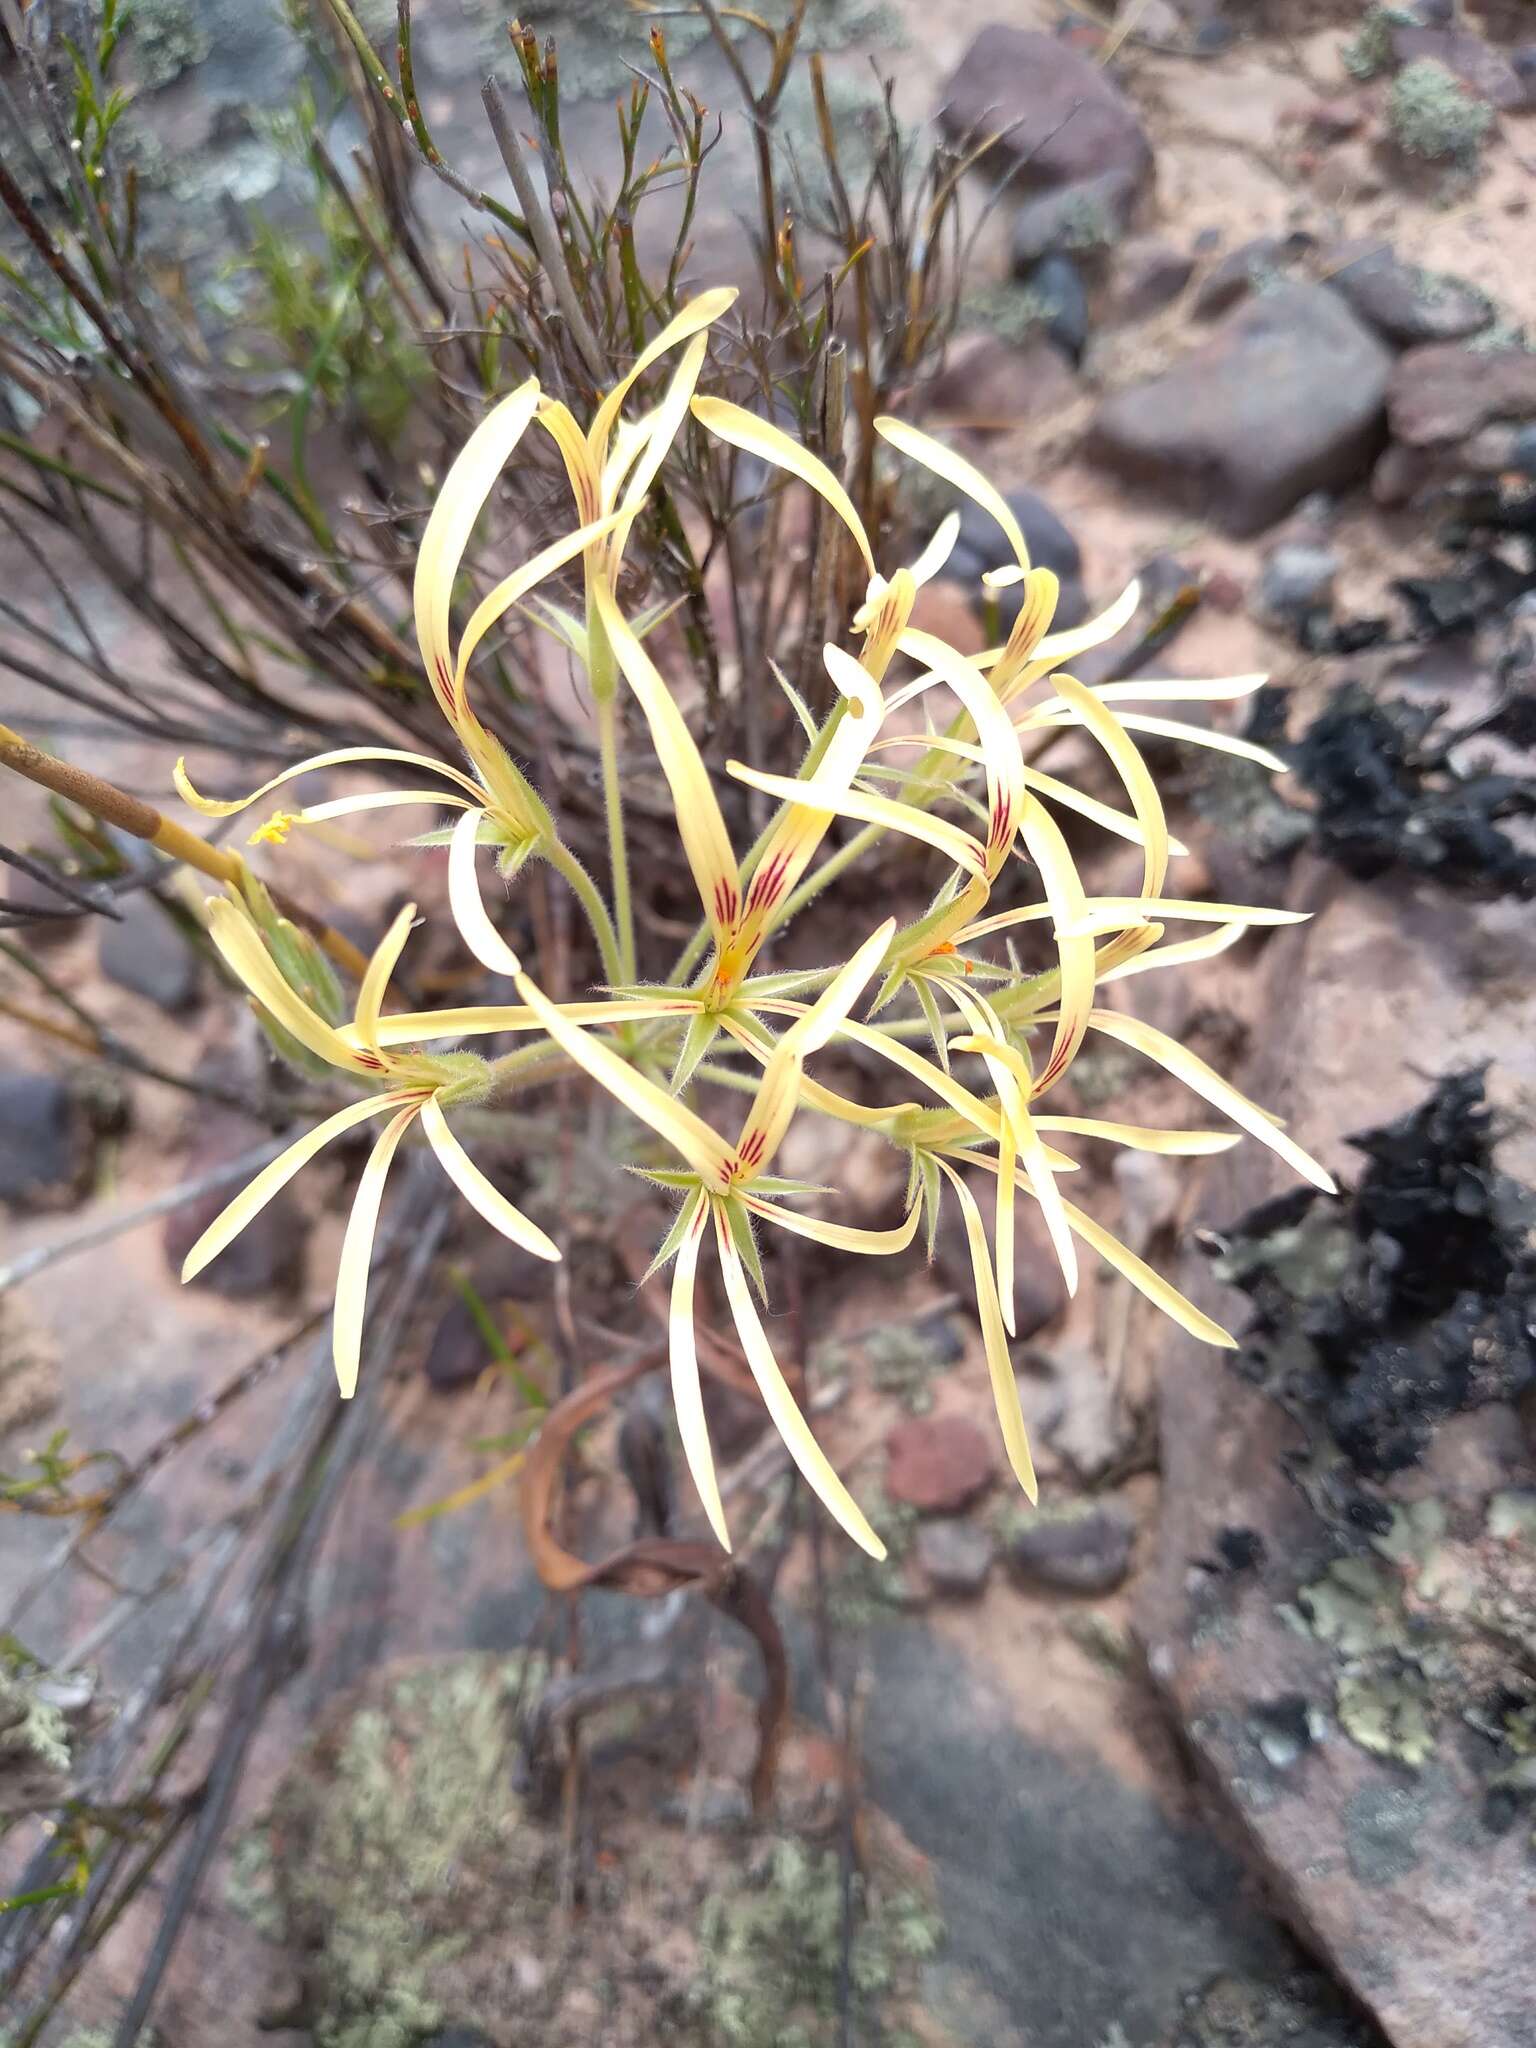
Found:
593,696 -> 636,986
0,722 -> 370,982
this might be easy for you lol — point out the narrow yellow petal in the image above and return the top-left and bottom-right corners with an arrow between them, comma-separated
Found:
691,395 -> 874,573
1058,897 -> 1307,939
180,1095 -> 408,1282
958,1149 -> 1239,1348
1082,1010 -> 1336,1192
897,628 -> 1025,869
1091,673 -> 1268,706
1023,707 -> 1289,773
738,1190 -> 921,1255
784,917 -> 896,1056
932,1157 -> 1038,1502
874,415 -> 1030,574
205,897 -> 367,1074
454,510 -> 625,693
447,809 -> 523,978
293,789 -> 477,825
415,380 -> 540,706
907,510 -> 960,586
1031,1116 -> 1242,1155
537,398 -> 604,524
174,747 -> 484,818
514,971 -> 735,1189
670,1194 -> 731,1550
1094,922 -> 1246,986
355,902 -> 416,1059
998,578 -> 1142,697
605,331 -> 710,565
333,1103 -> 419,1397
712,1203 -> 886,1557
419,1094 -> 559,1260
1048,673 -> 1169,901
949,1024 -> 1077,1300
728,763 -> 986,878
1019,767 -> 1189,858
1014,793 -> 1095,1095
348,996 -> 695,1047
591,287 -> 737,463
592,579 -> 740,949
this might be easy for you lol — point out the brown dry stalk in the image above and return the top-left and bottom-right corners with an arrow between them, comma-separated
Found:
0,722 -> 369,980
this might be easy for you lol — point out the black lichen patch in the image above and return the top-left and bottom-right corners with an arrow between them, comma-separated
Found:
1213,1071 -> 1536,1484
1289,682 -> 1536,898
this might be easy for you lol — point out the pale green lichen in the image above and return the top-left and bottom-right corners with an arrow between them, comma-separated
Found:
1388,59 -> 1493,166
825,1487 -> 918,1628
688,1836 -> 940,2048
1337,1668 -> 1435,1769
864,1324 -> 954,1414
127,0 -> 211,88
956,282 -> 1050,352
1341,4 -> 1408,81
0,1666 -> 71,1776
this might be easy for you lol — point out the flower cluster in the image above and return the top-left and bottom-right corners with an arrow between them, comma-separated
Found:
175,289 -> 1332,1559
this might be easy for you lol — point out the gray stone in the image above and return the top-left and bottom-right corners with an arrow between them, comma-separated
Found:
915,1517 -> 997,1597
938,27 -> 1154,199
1323,241 -> 1493,348
98,892 -> 200,1012
2,860 -> 81,946
1005,1499 -> 1136,1594
163,1105 -> 306,1298
1009,170 -> 1140,272
1256,541 -> 1340,625
0,1073 -> 95,1211
1390,22 -> 1525,107
1193,233 -> 1310,321
1111,236 -> 1194,322
1024,252 -> 1090,366
1089,284 -> 1392,535
1513,423 -> 1536,477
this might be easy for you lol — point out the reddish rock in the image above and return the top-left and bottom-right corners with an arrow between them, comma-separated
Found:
937,27 -> 1154,199
924,331 -> 1078,430
1110,236 -> 1193,324
1387,342 -> 1536,448
885,1413 -> 996,1513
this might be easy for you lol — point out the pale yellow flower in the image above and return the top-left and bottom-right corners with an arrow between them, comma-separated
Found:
180,894 -> 557,1395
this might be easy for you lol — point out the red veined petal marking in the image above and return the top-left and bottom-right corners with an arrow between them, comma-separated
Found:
744,848 -> 790,917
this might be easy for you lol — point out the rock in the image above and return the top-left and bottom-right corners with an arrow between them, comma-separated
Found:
1390,22 -> 1525,108
1089,284 -> 1392,536
1023,252 -> 1090,366
163,1107 -> 306,1298
885,1414 -> 996,1514
1004,1498 -> 1136,1594
937,27 -> 1154,199
1111,236 -> 1193,322
925,331 -> 1078,429
1387,342 -> 1536,448
421,1297 -> 497,1391
1043,1361 -> 1138,1483
1139,868 -> 1536,2048
1009,169 -> 1140,272
915,1516 -> 997,1596
1513,423 -> 1536,477
948,485 -> 1083,597
423,2029 -> 497,2048
0,1073 -> 96,1211
98,892 -> 200,1013
1193,233 -> 1310,321
1322,240 -> 1493,348
1295,94 -> 1366,142
1256,540 -> 1339,626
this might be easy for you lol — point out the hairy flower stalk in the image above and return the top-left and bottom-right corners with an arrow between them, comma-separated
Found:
174,292 -> 1336,1549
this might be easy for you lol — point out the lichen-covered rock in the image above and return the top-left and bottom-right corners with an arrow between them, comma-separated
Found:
937,27 -> 1154,199
1003,1498 -> 1136,1594
1009,169 -> 1141,272
915,1516 -> 996,1597
1089,284 -> 1391,535
1322,241 -> 1493,348
1139,862 -> 1536,2048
